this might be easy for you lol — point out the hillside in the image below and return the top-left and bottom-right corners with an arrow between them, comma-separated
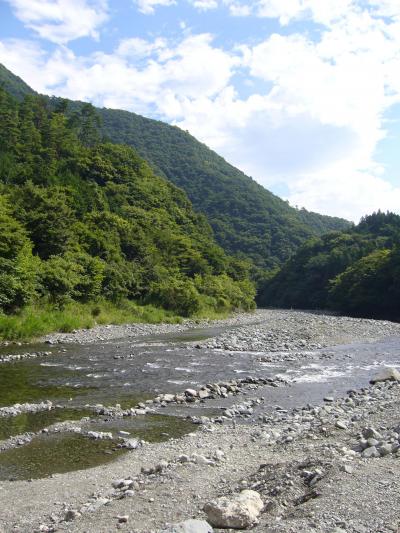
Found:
0,63 -> 351,271
259,211 -> 400,319
0,87 -> 255,329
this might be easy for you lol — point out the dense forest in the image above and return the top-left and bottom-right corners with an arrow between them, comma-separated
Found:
259,211 -> 400,319
0,87 -> 256,329
0,63 -> 350,272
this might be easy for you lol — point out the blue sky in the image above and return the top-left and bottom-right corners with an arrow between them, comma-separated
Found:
1,0 -> 400,221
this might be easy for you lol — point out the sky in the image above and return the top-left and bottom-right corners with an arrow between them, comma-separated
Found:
1,1 -> 400,221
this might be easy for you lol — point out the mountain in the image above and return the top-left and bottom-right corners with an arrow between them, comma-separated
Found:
0,63 -> 351,271
259,211 -> 400,319
0,64 -> 35,101
0,87 -> 255,317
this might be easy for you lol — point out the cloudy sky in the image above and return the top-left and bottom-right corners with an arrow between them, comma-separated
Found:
1,0 -> 400,221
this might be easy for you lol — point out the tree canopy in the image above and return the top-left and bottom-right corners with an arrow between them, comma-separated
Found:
0,88 -> 255,316
259,212 -> 400,320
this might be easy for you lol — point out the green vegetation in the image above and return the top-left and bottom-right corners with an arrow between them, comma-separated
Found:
0,64 -> 35,101
259,211 -> 400,320
0,87 -> 256,339
0,300 -> 182,341
0,63 -> 350,272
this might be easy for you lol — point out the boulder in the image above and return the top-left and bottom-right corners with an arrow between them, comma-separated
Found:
185,389 -> 198,398
163,394 -> 176,403
370,367 -> 400,384
361,446 -> 380,458
204,490 -> 263,529
160,519 -> 213,533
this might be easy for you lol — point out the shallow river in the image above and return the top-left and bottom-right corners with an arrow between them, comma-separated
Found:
0,324 -> 399,479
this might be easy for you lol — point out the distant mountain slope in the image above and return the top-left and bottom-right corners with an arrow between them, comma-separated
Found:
0,63 -> 351,270
0,64 -> 35,101
98,108 -> 351,270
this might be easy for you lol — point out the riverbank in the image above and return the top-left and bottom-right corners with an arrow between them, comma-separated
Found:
1,310 -> 400,532
0,300 -> 184,343
41,308 -> 400,348
1,372 -> 399,532
41,309 -> 264,345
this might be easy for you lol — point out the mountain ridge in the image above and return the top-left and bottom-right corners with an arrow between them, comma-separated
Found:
0,63 -> 351,271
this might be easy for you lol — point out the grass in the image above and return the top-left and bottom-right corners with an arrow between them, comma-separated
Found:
0,299 -> 183,341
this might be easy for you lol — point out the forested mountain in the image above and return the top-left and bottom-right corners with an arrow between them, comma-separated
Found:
0,88 -> 255,319
0,64 -> 350,271
0,64 -> 35,101
259,212 -> 400,319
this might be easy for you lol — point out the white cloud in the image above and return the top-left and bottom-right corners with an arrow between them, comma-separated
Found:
288,168 -> 400,221
368,0 -> 400,19
116,37 -> 167,58
6,0 -> 108,43
0,34 -> 237,110
191,0 -> 218,11
255,0 -> 355,25
133,0 -> 176,15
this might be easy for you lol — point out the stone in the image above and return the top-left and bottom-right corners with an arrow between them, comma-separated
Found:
156,460 -> 169,472
324,397 -> 334,402
86,497 -> 111,512
361,446 -> 380,458
342,464 -> 353,474
213,450 -> 225,462
185,389 -> 198,398
112,479 -> 127,489
121,438 -> 140,449
160,519 -> 213,533
191,454 -> 214,466
336,420 -> 347,430
204,490 -> 263,529
163,394 -> 176,403
64,510 -> 81,521
86,431 -> 113,440
117,515 -> 129,523
370,367 -> 400,384
377,443 -> 393,456
362,427 -> 383,440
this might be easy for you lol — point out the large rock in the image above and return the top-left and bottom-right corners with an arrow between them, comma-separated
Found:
160,519 -> 213,533
203,490 -> 263,529
370,367 -> 400,384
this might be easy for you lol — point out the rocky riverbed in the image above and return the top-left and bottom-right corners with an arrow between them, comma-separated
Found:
0,309 -> 400,533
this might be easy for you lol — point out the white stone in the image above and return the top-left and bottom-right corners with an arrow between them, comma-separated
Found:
191,454 -> 214,466
370,367 -> 400,383
204,490 -> 263,529
160,519 -> 213,533
163,394 -> 176,403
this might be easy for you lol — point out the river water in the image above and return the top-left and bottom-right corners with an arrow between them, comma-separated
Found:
0,324 -> 399,479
